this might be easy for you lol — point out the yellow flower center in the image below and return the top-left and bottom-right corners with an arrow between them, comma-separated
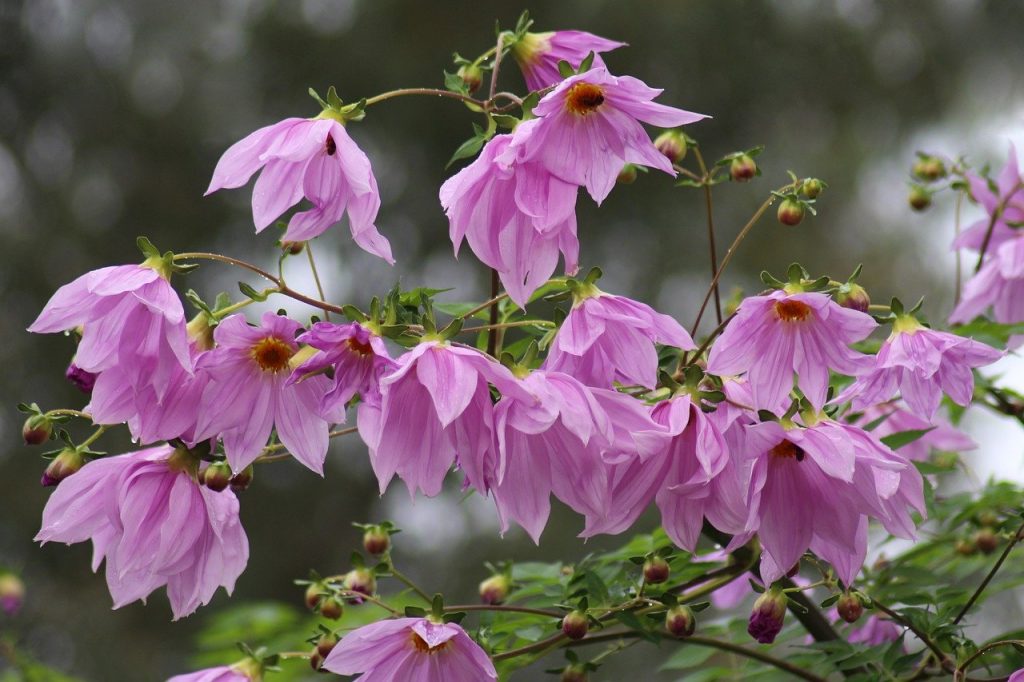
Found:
565,82 -> 606,116
770,440 -> 805,462
773,299 -> 813,322
410,632 -> 450,654
250,336 -> 295,372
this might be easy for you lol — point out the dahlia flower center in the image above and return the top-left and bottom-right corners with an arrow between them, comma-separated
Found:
346,336 -> 373,356
325,134 -> 337,156
410,632 -> 450,654
773,299 -> 812,322
770,440 -> 805,462
250,336 -> 295,372
566,82 -> 606,116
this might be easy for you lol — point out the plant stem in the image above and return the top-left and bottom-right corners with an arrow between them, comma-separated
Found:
305,243 -> 330,321
693,147 -> 722,326
444,604 -> 562,618
954,189 -> 964,305
871,599 -> 954,673
974,180 -> 1023,272
461,292 -> 510,320
954,639 -> 1024,682
463,319 -> 554,333
486,268 -> 500,357
44,409 -> 93,422
389,566 -> 432,603
255,427 -> 357,463
953,518 -> 1024,625
365,87 -> 483,108
488,33 -> 505,101
79,425 -> 107,448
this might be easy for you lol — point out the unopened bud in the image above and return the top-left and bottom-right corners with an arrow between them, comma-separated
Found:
654,130 -> 688,164
978,511 -> 999,528
479,574 -> 512,605
642,556 -> 670,585
0,573 -> 25,616
913,157 -> 947,182
802,178 -> 824,199
836,593 -> 863,624
187,313 -> 216,351
616,164 -> 638,185
281,240 -> 306,255
748,587 -> 787,644
316,632 -> 338,658
41,448 -> 85,487
665,605 -> 696,638
319,596 -> 344,620
229,465 -> 254,493
362,526 -> 390,556
955,539 -> 978,556
908,185 -> 931,211
834,282 -> 871,313
561,610 -> 589,640
309,650 -> 323,672
975,527 -> 999,555
457,64 -> 484,94
777,198 -> 804,226
201,461 -> 232,492
342,568 -> 376,603
560,664 -> 588,682
305,583 -> 327,610
730,154 -> 757,182
22,415 -> 52,445
65,362 -> 97,394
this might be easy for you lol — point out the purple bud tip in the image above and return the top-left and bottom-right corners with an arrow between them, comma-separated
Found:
65,363 -> 97,394
40,472 -> 59,487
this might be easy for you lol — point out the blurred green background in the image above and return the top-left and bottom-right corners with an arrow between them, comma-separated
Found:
2,0 -> 1023,679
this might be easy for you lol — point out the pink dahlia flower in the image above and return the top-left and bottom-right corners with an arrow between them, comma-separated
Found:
854,403 -> 976,462
167,665 -> 254,682
36,446 -> 248,620
837,316 -> 1001,420
1010,670 -> 1024,682
950,236 -> 1024,329
440,134 -> 580,308
206,116 -> 393,263
510,30 -> 626,92
543,287 -> 695,388
952,143 -> 1023,253
194,313 -> 338,474
707,290 -> 877,411
846,614 -> 902,646
290,321 -> 395,419
509,67 -> 707,203
29,264 -> 191,399
740,417 -> 924,585
360,341 -> 531,497
321,617 -> 497,681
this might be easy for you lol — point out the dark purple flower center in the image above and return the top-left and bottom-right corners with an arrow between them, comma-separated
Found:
770,440 -> 805,462
566,82 -> 606,116
773,299 -> 812,322
410,632 -> 449,654
325,134 -> 337,156
250,336 -> 295,372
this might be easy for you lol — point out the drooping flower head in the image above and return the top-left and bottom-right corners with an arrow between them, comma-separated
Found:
543,282 -> 695,389
321,617 -> 498,681
707,289 -> 877,411
837,313 -> 1001,420
950,237 -> 1024,330
510,30 -> 626,91
852,403 -> 976,463
290,320 -> 395,419
748,587 -> 788,644
194,312 -> 338,474
206,115 -> 393,263
360,340 -> 531,497
509,67 -> 707,203
36,445 -> 248,620
952,143 -> 1024,254
440,134 -> 579,307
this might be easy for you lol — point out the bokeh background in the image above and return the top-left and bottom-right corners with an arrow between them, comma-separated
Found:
2,0 -> 1023,679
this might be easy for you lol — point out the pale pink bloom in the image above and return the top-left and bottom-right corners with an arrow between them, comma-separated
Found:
707,290 -> 877,411
321,617 -> 497,681
837,317 -> 1001,420
511,30 -> 626,91
206,117 -> 393,262
950,236 -> 1024,329
543,289 -> 695,388
853,403 -> 976,462
167,666 -> 252,682
194,313 -> 338,474
1010,669 -> 1024,682
440,134 -> 579,307
952,143 -> 1024,253
847,615 -> 902,646
36,446 -> 248,620
509,67 -> 707,203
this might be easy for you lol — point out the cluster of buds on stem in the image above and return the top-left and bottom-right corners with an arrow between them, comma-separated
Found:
748,586 -> 788,644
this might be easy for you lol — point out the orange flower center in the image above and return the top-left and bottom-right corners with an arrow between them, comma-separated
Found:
770,440 -> 805,462
773,299 -> 812,322
565,82 -> 606,116
411,632 -> 450,654
347,336 -> 373,356
250,336 -> 295,372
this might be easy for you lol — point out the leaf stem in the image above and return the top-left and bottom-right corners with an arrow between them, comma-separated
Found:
953,517 -> 1024,625
692,147 -> 722,326
305,243 -> 330,321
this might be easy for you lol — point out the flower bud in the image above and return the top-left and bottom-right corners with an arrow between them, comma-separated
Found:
975,527 -> 999,555
41,448 -> 85,487
836,593 -> 863,624
777,198 -> 804,226
0,573 -> 25,616
561,610 -> 589,640
560,664 -> 588,682
316,632 -> 338,658
834,282 -> 871,313
22,415 -> 52,445
65,361 -> 97,394
654,130 -> 688,164
201,461 -> 232,493
955,539 -> 978,556
342,568 -> 376,603
616,164 -> 638,185
748,588 -> 787,644
978,511 -> 999,528
665,605 -> 696,638
281,240 -> 306,255
913,157 -> 947,182
642,556 -> 670,585
229,465 -> 254,493
908,185 -> 931,211
187,313 -> 216,351
305,583 -> 327,610
730,154 -> 757,182
309,650 -> 323,672
319,596 -> 344,620
478,573 -> 512,605
362,526 -> 391,556
802,178 -> 824,199
457,64 -> 484,94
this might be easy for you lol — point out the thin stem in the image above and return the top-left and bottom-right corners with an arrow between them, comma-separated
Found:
953,518 -> 1024,624
872,599 -> 954,673
213,298 -> 255,319
305,243 -> 330,321
486,268 -> 500,357
255,427 -> 358,463
493,631 -> 566,662
444,604 -> 562,618
389,567 -> 432,603
954,189 -> 964,305
677,312 -> 736,376
44,409 -> 93,422
278,651 -> 313,660
488,33 -> 505,101
954,639 -> 1024,682
461,292 -> 510,320
365,88 -> 483,108
79,425 -> 107,448
693,147 -> 722,325
974,180 -> 1023,272
463,319 -> 554,333
330,589 -> 402,616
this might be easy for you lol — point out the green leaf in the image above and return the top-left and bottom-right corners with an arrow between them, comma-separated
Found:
238,281 -> 269,302
660,645 -> 715,670
879,428 -> 935,450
